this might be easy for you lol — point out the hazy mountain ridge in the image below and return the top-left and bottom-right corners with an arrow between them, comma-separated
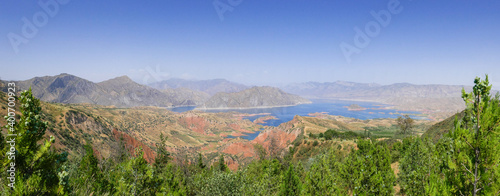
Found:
2,74 -> 485,119
149,78 -> 248,95
284,81 -> 473,120
14,73 -> 108,105
283,81 -> 381,99
1,74 -> 309,109
199,86 -> 312,109
161,88 -> 211,106
97,75 -> 176,107
284,81 -> 469,99
1,74 -> 207,108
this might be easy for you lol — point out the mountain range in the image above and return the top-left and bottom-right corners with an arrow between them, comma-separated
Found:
1,74 -> 308,109
2,73 -> 485,116
2,74 -> 209,108
199,86 -> 311,109
283,81 -> 469,100
149,78 -> 248,95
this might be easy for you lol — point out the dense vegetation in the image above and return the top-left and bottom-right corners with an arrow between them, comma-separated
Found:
1,76 -> 499,195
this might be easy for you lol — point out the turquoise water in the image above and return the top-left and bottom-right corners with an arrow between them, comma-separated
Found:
168,99 -> 423,127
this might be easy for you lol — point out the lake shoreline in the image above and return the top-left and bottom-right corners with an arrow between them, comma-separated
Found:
194,102 -> 312,110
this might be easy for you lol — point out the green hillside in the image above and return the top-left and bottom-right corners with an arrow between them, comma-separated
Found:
422,110 -> 465,143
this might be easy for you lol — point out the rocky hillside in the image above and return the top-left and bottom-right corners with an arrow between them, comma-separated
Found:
1,73 -> 207,108
149,78 -> 248,95
97,75 -> 176,107
199,86 -> 311,109
0,90 -> 264,164
161,87 -> 210,106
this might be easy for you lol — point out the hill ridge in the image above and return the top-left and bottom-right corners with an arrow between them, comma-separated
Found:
199,86 -> 311,109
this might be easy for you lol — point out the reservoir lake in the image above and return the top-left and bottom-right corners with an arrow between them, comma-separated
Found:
168,99 -> 423,127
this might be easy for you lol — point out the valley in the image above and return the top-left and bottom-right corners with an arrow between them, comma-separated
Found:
0,74 -> 494,195
2,1 -> 499,194
0,88 -> 432,170
0,74 -> 464,164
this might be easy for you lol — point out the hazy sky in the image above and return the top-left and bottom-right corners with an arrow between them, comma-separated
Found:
1,0 -> 499,87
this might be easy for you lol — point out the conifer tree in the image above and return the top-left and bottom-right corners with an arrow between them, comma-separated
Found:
154,132 -> 170,170
444,75 -> 500,195
341,139 -> 395,195
279,163 -> 301,196
197,153 -> 206,170
303,149 -> 342,195
115,148 -> 154,195
398,137 -> 437,195
74,144 -> 110,194
3,89 -> 67,195
218,154 -> 227,172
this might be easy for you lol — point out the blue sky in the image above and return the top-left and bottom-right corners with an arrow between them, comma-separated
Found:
1,0 -> 499,87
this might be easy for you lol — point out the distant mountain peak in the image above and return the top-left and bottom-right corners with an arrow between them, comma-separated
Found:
149,78 -> 248,95
100,75 -> 134,84
56,73 -> 72,77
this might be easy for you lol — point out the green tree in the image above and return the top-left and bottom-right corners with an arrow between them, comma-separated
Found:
150,133 -> 188,195
218,154 -> 227,172
117,135 -> 129,163
253,143 -> 267,161
309,132 -> 315,139
398,137 -> 438,195
242,158 -> 283,195
279,163 -> 302,196
303,148 -> 343,195
0,129 -> 4,152
73,144 -> 110,194
153,132 -> 170,170
444,75 -> 500,195
390,141 -> 403,163
191,169 -> 246,196
340,139 -> 396,195
197,153 -> 206,170
397,114 -> 415,137
2,89 -> 67,195
115,148 -> 155,195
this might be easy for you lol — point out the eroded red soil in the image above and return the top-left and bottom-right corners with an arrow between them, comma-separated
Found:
113,129 -> 156,163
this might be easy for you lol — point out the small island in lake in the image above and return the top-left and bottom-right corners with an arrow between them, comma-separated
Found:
345,104 -> 367,111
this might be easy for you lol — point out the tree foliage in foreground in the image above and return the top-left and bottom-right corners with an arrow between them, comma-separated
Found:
443,75 -> 500,195
340,139 -> 396,195
398,137 -> 446,195
398,76 -> 500,196
1,89 -> 67,195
